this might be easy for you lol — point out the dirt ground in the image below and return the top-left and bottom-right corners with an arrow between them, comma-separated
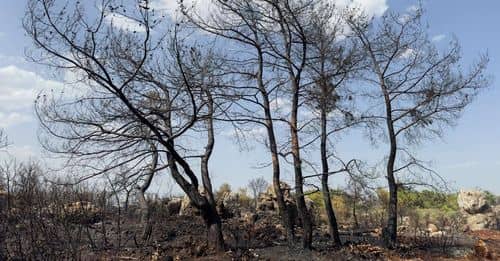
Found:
72,214 -> 500,261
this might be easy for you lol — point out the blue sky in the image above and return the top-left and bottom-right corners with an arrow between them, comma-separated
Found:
0,0 -> 498,194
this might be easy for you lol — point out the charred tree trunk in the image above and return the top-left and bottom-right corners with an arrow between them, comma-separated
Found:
200,90 -> 225,252
200,200 -> 224,252
290,80 -> 313,249
291,127 -> 313,249
166,149 -> 224,252
257,49 -> 295,244
319,79 -> 342,246
135,141 -> 158,242
321,177 -> 342,245
382,84 -> 398,248
159,100 -> 225,252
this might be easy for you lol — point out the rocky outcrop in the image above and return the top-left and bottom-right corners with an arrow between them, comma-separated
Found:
45,201 -> 102,225
426,223 -> 439,233
257,182 -> 294,212
458,190 -> 490,214
178,188 -> 208,216
466,213 -> 497,231
179,194 -> 199,216
458,189 -> 499,231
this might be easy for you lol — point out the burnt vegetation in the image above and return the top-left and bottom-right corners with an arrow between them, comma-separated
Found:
0,0 -> 497,260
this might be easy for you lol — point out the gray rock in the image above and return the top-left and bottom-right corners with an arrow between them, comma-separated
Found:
466,213 -> 496,231
457,190 -> 489,214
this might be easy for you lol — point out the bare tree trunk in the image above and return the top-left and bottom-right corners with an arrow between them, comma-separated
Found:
257,50 -> 295,244
319,83 -> 342,246
383,85 -> 398,248
291,129 -> 313,249
290,79 -> 313,249
200,91 -> 225,252
135,141 -> 158,242
352,197 -> 359,230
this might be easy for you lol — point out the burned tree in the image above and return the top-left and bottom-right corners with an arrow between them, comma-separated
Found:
181,0 -> 300,244
348,8 -> 489,247
248,177 -> 268,210
300,4 -> 366,245
134,140 -> 158,242
24,0 -> 226,251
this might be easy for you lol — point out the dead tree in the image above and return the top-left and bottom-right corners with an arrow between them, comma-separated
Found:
24,0 -> 225,251
248,177 -> 268,210
299,4 -> 367,246
181,0 -> 299,244
348,8 -> 489,247
135,140 -> 157,242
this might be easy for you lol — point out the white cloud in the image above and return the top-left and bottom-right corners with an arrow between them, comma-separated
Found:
398,13 -> 412,23
154,0 -> 388,21
336,0 -> 388,18
432,34 -> 446,42
152,0 -> 215,20
0,66 -> 65,127
0,66 -> 64,111
0,112 -> 32,128
406,4 -> 419,13
399,48 -> 416,59
105,12 -> 146,32
270,98 -> 291,112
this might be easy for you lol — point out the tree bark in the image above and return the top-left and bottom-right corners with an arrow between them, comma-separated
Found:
136,186 -> 152,241
200,90 -> 225,252
256,48 -> 295,244
290,79 -> 313,249
382,83 -> 398,248
319,81 -> 342,246
136,141 -> 158,242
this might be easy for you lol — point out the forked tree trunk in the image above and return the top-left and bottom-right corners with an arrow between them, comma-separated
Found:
167,151 -> 225,252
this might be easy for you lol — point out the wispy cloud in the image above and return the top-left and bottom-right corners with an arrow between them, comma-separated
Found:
431,34 -> 446,42
336,0 -> 388,18
154,0 -> 389,22
399,48 -> 416,59
151,0 -> 216,21
0,65 -> 65,127
406,5 -> 420,13
105,12 -> 146,32
0,112 -> 32,128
